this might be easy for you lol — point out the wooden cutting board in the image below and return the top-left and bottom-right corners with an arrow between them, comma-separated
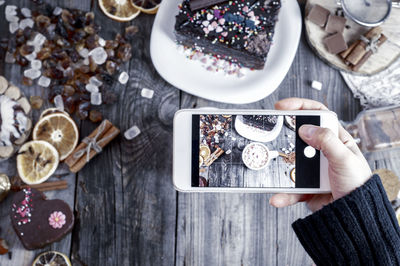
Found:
305,0 -> 400,75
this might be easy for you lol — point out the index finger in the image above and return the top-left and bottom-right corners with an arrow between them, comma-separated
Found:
275,98 -> 329,111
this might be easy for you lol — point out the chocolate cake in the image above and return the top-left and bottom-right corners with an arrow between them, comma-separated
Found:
242,115 -> 277,131
175,0 -> 281,69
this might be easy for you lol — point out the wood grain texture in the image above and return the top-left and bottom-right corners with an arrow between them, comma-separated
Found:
1,0 -> 398,266
71,2 -> 179,264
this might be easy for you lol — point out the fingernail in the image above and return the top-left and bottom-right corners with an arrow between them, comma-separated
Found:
299,125 -> 317,139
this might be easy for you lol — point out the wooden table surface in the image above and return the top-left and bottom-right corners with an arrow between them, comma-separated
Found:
0,1 -> 399,265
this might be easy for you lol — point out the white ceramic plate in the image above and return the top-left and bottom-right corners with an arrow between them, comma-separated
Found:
150,0 -> 302,104
235,115 -> 283,142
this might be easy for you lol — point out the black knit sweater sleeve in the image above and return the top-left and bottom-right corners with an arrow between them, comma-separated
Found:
292,174 -> 400,266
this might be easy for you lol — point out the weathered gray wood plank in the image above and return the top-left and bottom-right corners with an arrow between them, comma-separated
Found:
71,5 -> 179,264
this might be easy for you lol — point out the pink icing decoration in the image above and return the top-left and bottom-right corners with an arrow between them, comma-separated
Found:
242,6 -> 249,12
203,27 -> 209,34
248,11 -> 255,17
218,18 -> 225,25
48,211 -> 66,229
221,32 -> 228,37
211,21 -> 218,28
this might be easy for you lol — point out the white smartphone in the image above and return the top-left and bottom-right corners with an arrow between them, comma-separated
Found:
173,109 -> 338,193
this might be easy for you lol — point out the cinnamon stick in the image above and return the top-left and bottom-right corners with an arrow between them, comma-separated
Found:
11,180 -> 68,192
352,34 -> 387,71
69,125 -> 120,173
65,120 -> 113,168
204,148 -> 224,167
345,42 -> 367,65
341,27 -> 386,70
339,40 -> 359,59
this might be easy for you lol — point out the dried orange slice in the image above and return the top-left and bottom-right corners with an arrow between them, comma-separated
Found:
32,251 -> 72,266
39,108 -> 70,120
131,0 -> 161,14
17,141 -> 59,185
33,113 -> 79,161
99,0 -> 141,22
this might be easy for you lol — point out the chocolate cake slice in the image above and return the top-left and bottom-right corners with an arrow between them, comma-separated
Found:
175,0 -> 281,69
242,115 -> 277,131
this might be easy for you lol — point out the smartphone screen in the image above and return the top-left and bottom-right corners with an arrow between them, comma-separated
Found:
191,114 -> 320,188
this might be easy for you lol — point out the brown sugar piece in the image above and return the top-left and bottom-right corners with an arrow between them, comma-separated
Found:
323,32 -> 348,54
307,4 -> 330,27
325,15 -> 346,34
373,169 -> 400,201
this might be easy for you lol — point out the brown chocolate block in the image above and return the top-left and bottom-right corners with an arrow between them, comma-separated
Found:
323,32 -> 348,54
325,15 -> 346,34
307,4 -> 330,27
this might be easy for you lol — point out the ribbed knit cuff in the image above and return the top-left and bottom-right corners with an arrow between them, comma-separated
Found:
292,174 -> 400,266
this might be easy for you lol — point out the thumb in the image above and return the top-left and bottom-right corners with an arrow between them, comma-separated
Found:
298,125 -> 349,163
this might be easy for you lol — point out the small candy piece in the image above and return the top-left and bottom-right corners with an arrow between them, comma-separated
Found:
325,15 -> 346,34
54,95 -> 64,111
118,71 -> 129,84
24,68 -> 41,80
88,47 -> 107,65
21,7 -> 31,17
89,76 -> 103,87
89,110 -> 103,123
90,92 -> 102,105
141,88 -> 154,99
5,6 -> 18,22
30,96 -> 44,109
53,7 -> 63,16
31,33 -> 46,48
9,22 -> 19,34
38,76 -> 51,87
19,18 -> 34,29
98,37 -> 106,47
307,4 -> 330,27
323,32 -> 348,54
311,80 -> 322,91
24,52 -> 37,61
124,125 -> 141,140
85,84 -> 99,93
79,48 -> 89,58
31,59 -> 42,70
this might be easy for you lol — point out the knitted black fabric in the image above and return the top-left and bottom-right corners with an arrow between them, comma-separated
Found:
292,174 -> 400,266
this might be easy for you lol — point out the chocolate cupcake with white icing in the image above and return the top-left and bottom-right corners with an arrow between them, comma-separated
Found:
0,76 -> 32,160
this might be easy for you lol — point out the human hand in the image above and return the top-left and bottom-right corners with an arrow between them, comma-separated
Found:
269,98 -> 372,212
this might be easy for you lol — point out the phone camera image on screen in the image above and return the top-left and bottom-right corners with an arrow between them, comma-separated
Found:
191,114 -> 320,188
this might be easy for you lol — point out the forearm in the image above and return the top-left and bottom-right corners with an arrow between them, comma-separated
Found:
292,174 -> 400,265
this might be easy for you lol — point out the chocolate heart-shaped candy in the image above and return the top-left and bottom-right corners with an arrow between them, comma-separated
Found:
10,188 -> 74,250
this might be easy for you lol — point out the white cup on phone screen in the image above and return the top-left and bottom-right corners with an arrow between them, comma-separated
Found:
242,142 -> 279,171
